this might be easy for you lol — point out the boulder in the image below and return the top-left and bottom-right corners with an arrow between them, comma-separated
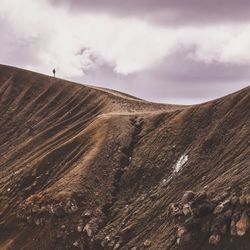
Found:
181,191 -> 195,203
143,240 -> 152,247
236,212 -> 250,236
208,234 -> 221,245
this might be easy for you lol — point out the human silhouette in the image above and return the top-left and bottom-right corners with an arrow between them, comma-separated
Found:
53,68 -> 56,77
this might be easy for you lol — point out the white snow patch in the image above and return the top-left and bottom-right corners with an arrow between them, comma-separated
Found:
174,154 -> 188,173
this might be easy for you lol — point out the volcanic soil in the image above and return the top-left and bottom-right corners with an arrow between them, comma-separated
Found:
0,64 -> 249,250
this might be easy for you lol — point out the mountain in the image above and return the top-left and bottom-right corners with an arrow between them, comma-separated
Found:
0,64 -> 249,250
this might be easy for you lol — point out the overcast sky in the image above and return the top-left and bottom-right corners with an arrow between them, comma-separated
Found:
1,0 -> 250,104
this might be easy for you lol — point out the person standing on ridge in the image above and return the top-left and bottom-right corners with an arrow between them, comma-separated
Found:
53,68 -> 56,77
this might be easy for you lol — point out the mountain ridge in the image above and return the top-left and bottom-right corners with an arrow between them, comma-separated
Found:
0,64 -> 249,250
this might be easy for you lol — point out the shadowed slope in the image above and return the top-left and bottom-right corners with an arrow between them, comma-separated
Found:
0,65 -> 249,250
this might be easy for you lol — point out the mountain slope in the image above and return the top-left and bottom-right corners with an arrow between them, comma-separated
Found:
0,65 -> 249,250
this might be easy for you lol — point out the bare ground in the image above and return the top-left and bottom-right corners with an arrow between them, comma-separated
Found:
0,64 -> 249,250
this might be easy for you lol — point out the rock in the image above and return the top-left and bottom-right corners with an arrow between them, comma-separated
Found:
211,216 -> 227,235
101,236 -> 111,247
83,224 -> 92,237
168,203 -> 182,217
220,223 -> 227,234
56,232 -> 62,239
182,204 -> 192,216
73,241 -> 79,247
71,204 -> 78,213
246,195 -> 250,205
236,212 -> 250,236
230,196 -> 238,205
208,234 -> 221,245
230,220 -> 237,235
54,205 -> 65,218
34,218 -> 41,225
224,209 -> 233,219
77,225 -> 83,232
239,195 -> 246,205
243,189 -> 250,204
143,240 -> 152,247
176,238 -> 181,245
177,226 -> 186,238
181,191 -> 195,203
161,179 -> 169,187
213,200 -> 230,214
177,226 -> 191,243
242,187 -> 250,196
149,193 -> 159,200
197,202 -> 213,217
113,242 -> 121,250
82,211 -> 91,218
201,221 -> 211,233
131,247 -> 137,250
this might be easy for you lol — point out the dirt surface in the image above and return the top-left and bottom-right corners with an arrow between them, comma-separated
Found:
0,64 -> 249,250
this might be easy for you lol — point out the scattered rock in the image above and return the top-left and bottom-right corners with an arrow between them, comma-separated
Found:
201,220 -> 211,233
143,240 -> 152,247
181,191 -> 195,203
239,195 -> 246,205
224,209 -> 233,219
243,188 -> 250,204
149,193 -> 159,200
54,205 -> 65,218
177,226 -> 186,238
246,195 -> 250,205
168,203 -> 182,217
236,212 -> 250,236
56,232 -> 62,239
34,218 -> 42,225
213,200 -> 230,214
208,234 -> 221,245
82,211 -> 91,218
196,202 -> 213,217
176,238 -> 181,245
83,224 -> 92,237
73,240 -> 79,247
113,242 -> 121,249
161,179 -> 169,187
230,220 -> 237,236
77,225 -> 83,232
101,236 -> 111,247
182,204 -> 192,216
201,176 -> 206,181
230,196 -> 238,205
177,226 -> 191,243
211,215 -> 228,235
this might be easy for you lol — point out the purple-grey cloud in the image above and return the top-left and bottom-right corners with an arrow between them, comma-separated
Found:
50,0 -> 250,25
0,0 -> 249,104
0,18 -> 41,67
72,49 -> 250,104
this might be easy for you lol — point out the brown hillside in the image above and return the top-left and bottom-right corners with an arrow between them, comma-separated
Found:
0,65 -> 249,250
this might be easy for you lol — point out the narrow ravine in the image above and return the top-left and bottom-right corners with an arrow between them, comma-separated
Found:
104,116 -> 144,216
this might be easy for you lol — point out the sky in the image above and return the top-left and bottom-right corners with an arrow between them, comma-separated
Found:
0,0 -> 250,104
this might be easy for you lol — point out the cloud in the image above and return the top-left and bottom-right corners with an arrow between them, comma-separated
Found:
50,0 -> 250,25
0,0 -> 249,103
78,50 -> 250,104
